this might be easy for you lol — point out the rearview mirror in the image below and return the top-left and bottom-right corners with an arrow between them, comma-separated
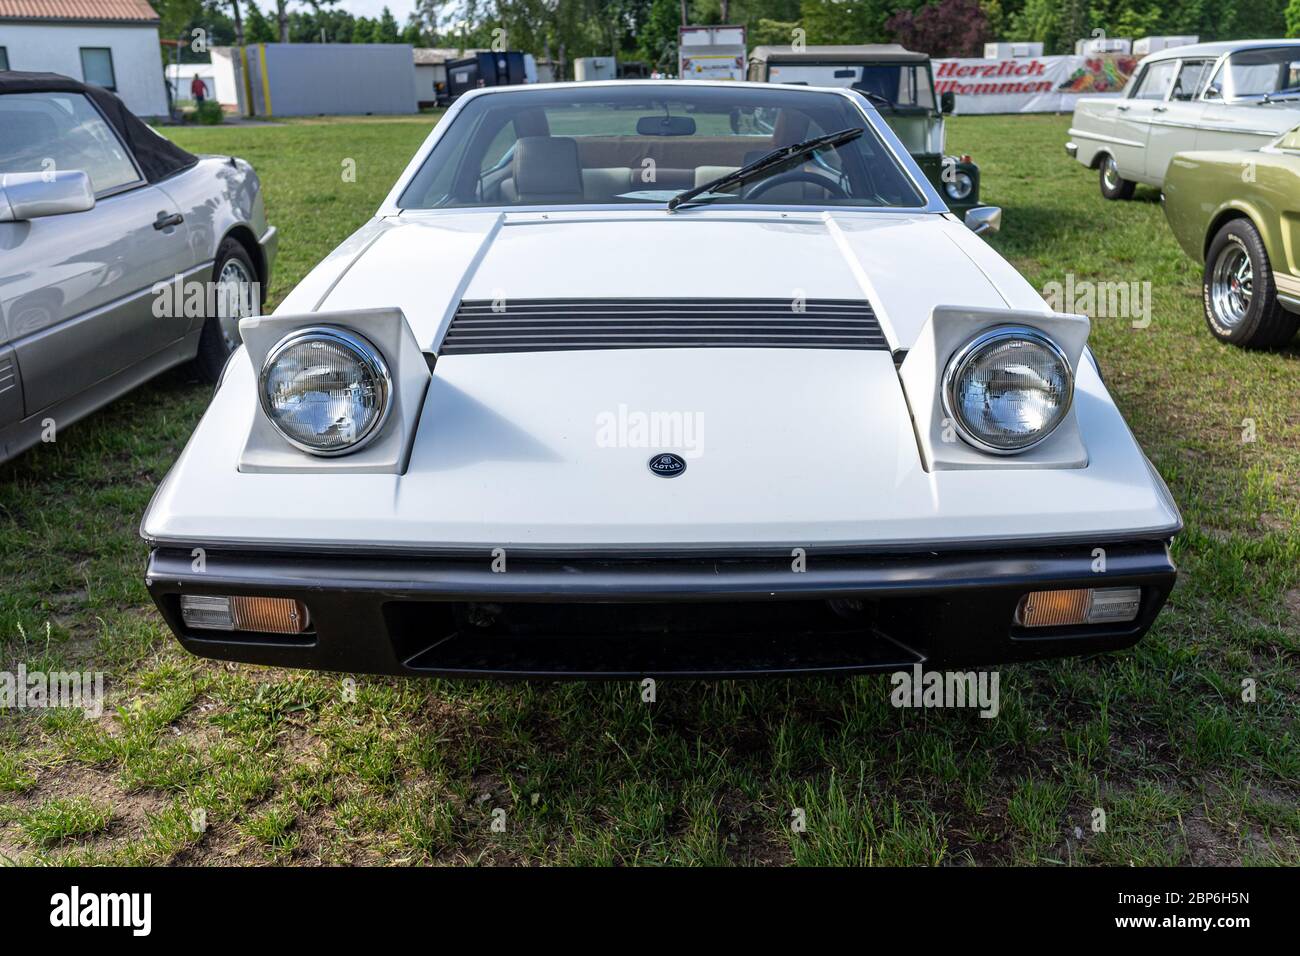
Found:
636,114 -> 697,136
965,205 -> 1002,236
0,170 -> 95,222
940,91 -> 956,114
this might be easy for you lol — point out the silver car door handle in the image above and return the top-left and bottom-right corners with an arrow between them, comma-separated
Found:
1153,106 -> 1168,112
1116,105 -> 1130,111
153,211 -> 184,230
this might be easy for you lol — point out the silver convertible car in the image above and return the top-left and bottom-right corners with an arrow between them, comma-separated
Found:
0,71 -> 275,464
142,81 -> 1181,679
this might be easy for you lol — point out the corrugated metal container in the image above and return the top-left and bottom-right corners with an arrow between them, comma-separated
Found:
574,56 -> 617,81
226,43 -> 416,117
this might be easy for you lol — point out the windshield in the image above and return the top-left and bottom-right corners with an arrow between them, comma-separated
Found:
764,63 -> 935,110
397,85 -> 927,210
1211,47 -> 1300,101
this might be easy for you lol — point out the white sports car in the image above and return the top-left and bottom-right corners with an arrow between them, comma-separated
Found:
141,81 -> 1181,678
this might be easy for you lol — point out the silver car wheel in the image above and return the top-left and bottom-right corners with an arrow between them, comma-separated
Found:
1102,157 -> 1121,191
1210,241 -> 1253,329
216,257 -> 255,353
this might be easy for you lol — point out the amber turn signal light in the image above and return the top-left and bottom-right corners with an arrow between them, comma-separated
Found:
180,594 -> 311,634
1015,587 -> 1141,628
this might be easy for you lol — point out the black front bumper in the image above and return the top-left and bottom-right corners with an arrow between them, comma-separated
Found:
145,538 -> 1178,679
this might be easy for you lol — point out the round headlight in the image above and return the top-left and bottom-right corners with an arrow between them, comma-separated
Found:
259,326 -> 392,456
945,170 -> 974,201
942,326 -> 1073,454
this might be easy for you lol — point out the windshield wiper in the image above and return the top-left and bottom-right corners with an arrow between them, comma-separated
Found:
666,127 -> 864,211
856,90 -> 896,112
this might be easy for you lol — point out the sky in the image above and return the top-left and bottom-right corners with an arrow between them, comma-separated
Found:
333,0 -> 421,23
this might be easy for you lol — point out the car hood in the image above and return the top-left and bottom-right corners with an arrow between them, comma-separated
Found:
139,208 -> 1181,552
292,209 -> 1047,352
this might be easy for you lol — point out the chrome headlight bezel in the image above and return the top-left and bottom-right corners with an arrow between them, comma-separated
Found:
944,170 -> 974,201
258,325 -> 394,457
940,325 -> 1074,456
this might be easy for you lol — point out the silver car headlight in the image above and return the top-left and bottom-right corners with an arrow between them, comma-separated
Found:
941,326 -> 1073,454
945,170 -> 974,201
259,326 -> 393,456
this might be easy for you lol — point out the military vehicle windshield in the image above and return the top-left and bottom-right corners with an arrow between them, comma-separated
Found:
764,62 -> 936,111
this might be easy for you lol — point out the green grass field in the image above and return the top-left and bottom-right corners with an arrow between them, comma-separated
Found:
0,113 -> 1296,865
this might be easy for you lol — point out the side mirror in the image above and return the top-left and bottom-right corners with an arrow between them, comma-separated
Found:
1203,84 -> 1221,100
0,170 -> 95,222
940,91 -> 956,114
965,205 -> 1002,236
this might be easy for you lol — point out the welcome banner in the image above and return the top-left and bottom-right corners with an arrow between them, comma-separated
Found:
933,53 -> 1140,114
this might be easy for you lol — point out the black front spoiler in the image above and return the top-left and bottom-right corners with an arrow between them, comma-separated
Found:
145,539 -> 1177,679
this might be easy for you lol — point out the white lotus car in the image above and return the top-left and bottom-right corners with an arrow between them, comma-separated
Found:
141,81 -> 1181,679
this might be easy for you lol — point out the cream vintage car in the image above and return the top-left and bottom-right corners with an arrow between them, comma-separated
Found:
1067,40 -> 1300,199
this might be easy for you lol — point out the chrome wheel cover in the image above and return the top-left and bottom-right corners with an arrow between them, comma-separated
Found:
1102,157 -> 1121,192
1210,241 -> 1253,329
216,257 -> 255,352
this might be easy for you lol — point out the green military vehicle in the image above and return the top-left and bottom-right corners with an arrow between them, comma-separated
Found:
748,44 -> 984,219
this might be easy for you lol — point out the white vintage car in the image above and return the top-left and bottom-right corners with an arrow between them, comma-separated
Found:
142,81 -> 1181,679
1067,40 -> 1300,199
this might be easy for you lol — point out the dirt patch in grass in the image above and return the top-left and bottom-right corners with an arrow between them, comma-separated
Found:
0,757 -> 168,861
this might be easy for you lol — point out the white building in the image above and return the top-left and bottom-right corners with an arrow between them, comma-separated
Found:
0,0 -> 169,116
165,61 -> 217,104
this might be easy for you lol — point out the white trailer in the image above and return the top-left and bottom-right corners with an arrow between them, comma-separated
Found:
1132,36 -> 1199,56
679,25 -> 746,82
983,42 -> 1043,59
1074,37 -> 1132,56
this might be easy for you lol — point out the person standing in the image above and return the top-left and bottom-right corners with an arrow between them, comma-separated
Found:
191,74 -> 208,105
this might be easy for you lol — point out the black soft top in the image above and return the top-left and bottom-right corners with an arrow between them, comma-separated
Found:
0,71 -> 198,183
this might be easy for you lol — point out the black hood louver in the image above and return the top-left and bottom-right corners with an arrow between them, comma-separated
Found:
438,298 -> 887,355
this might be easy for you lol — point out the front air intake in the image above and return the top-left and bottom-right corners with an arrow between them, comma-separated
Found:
439,298 -> 887,354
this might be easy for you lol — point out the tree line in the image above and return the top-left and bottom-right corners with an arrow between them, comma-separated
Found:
154,0 -> 1297,71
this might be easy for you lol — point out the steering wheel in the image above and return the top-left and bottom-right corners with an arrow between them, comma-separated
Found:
745,170 -> 850,200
